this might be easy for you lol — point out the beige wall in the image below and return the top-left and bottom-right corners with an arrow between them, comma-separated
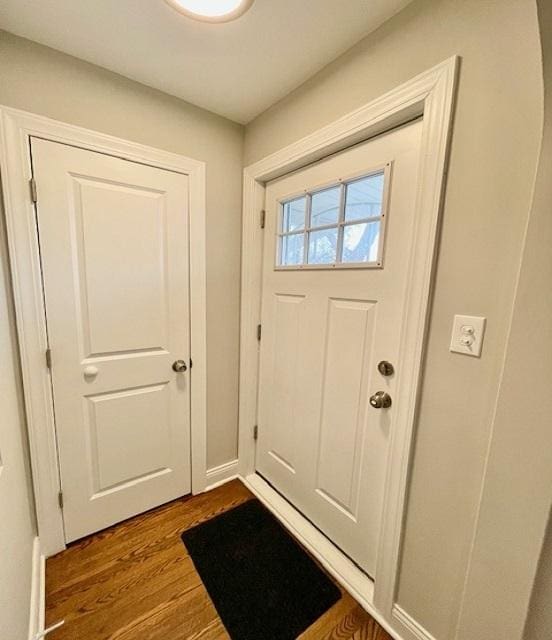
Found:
0,200 -> 37,638
0,30 -> 244,470
524,11 -> 552,640
244,0 -> 543,638
526,515 -> 552,640
455,1 -> 552,635
480,2 -> 552,638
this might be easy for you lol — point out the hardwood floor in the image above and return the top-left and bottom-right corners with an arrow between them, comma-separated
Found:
46,480 -> 392,640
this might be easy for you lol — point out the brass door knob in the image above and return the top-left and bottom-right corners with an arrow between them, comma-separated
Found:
369,391 -> 392,409
172,360 -> 188,373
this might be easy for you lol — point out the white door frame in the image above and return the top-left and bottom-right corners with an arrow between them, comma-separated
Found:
238,57 -> 458,631
0,106 -> 208,556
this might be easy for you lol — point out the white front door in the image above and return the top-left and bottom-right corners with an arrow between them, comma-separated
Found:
256,120 -> 423,577
31,138 -> 191,542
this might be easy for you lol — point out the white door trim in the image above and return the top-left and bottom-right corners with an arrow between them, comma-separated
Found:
0,106 -> 208,556
238,56 -> 458,626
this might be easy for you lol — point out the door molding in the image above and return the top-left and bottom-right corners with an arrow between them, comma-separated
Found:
0,106 -> 207,555
238,57 -> 458,630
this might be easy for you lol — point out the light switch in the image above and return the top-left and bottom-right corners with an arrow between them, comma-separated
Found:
450,315 -> 486,357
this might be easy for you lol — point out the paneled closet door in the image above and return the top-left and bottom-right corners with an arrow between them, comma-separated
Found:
32,138 -> 191,542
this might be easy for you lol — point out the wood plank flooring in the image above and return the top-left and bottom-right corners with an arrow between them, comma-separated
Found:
46,480 -> 392,640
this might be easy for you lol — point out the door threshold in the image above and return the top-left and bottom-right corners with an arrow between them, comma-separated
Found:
241,473 -> 379,618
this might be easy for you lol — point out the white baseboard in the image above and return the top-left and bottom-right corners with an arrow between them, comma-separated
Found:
28,537 -> 45,640
392,605 -> 437,640
205,459 -> 239,492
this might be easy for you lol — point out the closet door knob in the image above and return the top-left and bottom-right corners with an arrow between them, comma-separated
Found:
172,360 -> 188,373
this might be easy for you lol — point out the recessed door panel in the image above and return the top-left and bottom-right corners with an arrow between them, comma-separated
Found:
315,298 -> 376,520
74,179 -> 169,357
31,138 -> 191,542
267,293 -> 306,474
86,383 -> 171,493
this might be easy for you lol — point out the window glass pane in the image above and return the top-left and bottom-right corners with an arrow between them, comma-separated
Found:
308,227 -> 338,264
342,221 -> 381,263
310,186 -> 341,228
282,197 -> 306,233
345,173 -> 384,221
280,233 -> 304,266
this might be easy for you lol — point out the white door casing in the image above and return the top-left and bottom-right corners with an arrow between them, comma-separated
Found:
0,106 -> 207,556
239,59 -> 458,633
32,138 -> 192,542
256,121 -> 423,577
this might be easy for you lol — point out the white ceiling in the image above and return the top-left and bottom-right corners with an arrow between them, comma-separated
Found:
0,0 -> 412,123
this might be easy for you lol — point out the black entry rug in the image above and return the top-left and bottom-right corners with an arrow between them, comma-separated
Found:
181,499 -> 341,640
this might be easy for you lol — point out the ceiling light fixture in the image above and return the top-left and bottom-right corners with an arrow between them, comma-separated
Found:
164,0 -> 254,23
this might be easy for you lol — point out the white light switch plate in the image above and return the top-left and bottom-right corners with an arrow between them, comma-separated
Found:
450,315 -> 486,357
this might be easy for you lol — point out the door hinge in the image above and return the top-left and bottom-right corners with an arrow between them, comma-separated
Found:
58,491 -> 64,510
257,324 -> 262,341
45,348 -> 52,370
253,425 -> 258,441
29,178 -> 37,204
260,210 -> 266,229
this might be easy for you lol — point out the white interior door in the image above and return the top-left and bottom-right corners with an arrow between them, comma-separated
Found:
31,138 -> 191,542
256,120 -> 423,577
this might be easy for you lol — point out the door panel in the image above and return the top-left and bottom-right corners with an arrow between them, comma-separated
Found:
315,298 -> 377,519
86,383 -> 171,493
76,179 -> 169,355
257,121 -> 423,577
267,293 -> 306,475
31,138 -> 191,542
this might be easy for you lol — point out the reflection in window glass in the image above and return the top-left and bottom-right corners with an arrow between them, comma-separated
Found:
282,197 -> 306,233
345,173 -> 384,222
280,233 -> 304,266
342,221 -> 381,263
278,168 -> 387,268
310,187 -> 341,228
308,228 -> 338,264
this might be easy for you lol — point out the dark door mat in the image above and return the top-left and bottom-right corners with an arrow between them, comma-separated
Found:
181,499 -> 341,640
